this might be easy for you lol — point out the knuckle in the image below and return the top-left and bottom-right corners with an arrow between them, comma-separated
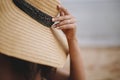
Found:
64,16 -> 68,19
59,17 -> 63,20
61,16 -> 66,20
61,21 -> 65,25
64,20 -> 69,24
68,15 -> 72,18
65,8 -> 68,11
67,20 -> 70,23
55,17 -> 59,20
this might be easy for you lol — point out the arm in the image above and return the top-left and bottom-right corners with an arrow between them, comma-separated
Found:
68,37 -> 86,80
52,5 -> 86,80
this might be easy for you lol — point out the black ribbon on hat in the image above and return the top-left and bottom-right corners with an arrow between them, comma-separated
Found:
13,0 -> 54,27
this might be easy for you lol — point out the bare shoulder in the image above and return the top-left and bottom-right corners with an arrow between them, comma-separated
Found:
49,68 -> 69,80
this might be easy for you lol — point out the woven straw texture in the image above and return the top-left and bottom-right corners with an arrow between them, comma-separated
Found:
0,0 -> 68,68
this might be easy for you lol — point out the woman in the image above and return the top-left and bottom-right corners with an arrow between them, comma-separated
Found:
0,5 -> 85,80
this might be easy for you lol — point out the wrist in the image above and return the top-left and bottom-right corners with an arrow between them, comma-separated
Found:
67,36 -> 77,42
67,36 -> 78,45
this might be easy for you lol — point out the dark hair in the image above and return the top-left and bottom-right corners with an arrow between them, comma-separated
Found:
0,54 -> 56,80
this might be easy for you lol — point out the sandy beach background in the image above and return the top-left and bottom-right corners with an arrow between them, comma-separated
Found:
61,0 -> 120,80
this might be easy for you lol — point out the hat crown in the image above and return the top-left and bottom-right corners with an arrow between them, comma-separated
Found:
25,0 -> 59,17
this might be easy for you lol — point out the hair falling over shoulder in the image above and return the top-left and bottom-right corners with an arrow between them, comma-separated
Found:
0,53 -> 56,80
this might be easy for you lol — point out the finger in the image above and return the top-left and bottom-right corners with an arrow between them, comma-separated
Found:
57,19 -> 76,27
60,11 -> 64,16
58,5 -> 70,15
57,5 -> 65,16
52,15 -> 72,22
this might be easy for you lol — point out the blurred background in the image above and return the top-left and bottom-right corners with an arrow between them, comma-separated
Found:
60,0 -> 120,80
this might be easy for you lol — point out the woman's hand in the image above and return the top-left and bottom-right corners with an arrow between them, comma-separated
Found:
52,5 -> 86,80
52,5 -> 77,40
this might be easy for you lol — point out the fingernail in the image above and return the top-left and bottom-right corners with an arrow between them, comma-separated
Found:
52,18 -> 55,22
57,5 -> 61,9
51,24 -> 56,28
58,5 -> 61,7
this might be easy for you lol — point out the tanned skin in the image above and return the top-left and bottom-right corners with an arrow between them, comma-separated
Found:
50,5 -> 86,80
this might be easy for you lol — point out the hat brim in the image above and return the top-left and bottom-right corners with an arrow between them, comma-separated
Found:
0,0 -> 68,68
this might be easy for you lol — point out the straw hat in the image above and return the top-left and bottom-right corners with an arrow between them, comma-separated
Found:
0,0 -> 68,68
